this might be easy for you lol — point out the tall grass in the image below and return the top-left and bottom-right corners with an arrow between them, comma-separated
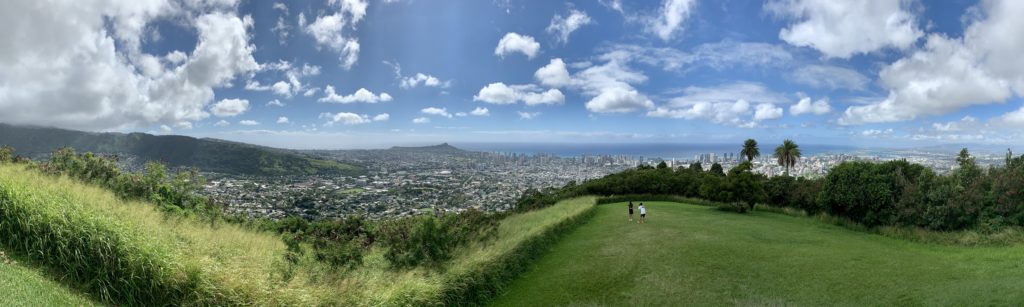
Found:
1,163 -> 600,305
0,164 -> 322,305
325,196 -> 598,305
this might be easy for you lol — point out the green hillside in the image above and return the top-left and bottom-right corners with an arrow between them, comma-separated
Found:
0,251 -> 98,306
0,123 -> 363,176
0,163 -> 597,305
492,201 -> 1024,306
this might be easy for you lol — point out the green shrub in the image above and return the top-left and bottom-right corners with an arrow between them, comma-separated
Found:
377,210 -> 499,268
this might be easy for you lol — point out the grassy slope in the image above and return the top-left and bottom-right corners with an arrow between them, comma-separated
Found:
0,164 -> 324,305
0,256 -> 98,306
491,201 -> 1024,306
337,196 -> 596,305
0,163 -> 597,305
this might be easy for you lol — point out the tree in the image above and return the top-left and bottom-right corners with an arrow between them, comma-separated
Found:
954,148 -> 981,186
709,163 -> 725,176
0,145 -> 13,163
774,139 -> 802,176
657,161 -> 669,169
688,162 -> 703,172
740,139 -> 760,162
725,162 -> 766,211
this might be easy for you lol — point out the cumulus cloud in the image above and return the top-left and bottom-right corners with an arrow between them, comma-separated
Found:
421,107 -> 453,118
766,0 -> 923,58
647,82 -> 786,126
319,86 -> 393,103
0,3 -> 259,131
647,0 -> 696,41
320,112 -> 372,126
789,96 -> 832,115
861,128 -> 893,137
412,117 -> 431,124
547,8 -> 592,44
754,103 -> 784,121
276,116 -> 290,124
788,65 -> 869,91
210,99 -> 250,117
518,111 -> 541,120
266,99 -> 286,107
214,119 -> 230,127
469,107 -> 490,116
533,55 -> 655,113
302,0 -> 368,69
401,73 -> 449,89
239,120 -> 260,126
271,2 -> 290,44
495,32 -> 540,59
840,0 -> 1024,125
473,83 -> 564,106
535,58 -> 573,88
372,113 -> 390,121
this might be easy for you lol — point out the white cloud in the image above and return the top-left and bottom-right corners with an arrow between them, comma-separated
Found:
647,0 -> 696,41
933,116 -> 976,131
303,88 -> 320,97
861,128 -> 893,136
0,4 -> 259,131
320,112 -> 371,125
239,120 -> 260,126
586,88 -> 654,113
276,116 -> 290,124
788,65 -> 869,91
469,107 -> 490,116
319,86 -> 393,103
547,8 -> 592,44
840,0 -> 1024,125
495,32 -> 540,59
373,113 -> 390,121
602,42 -> 792,73
754,103 -> 784,121
473,83 -> 564,106
266,99 -> 285,107
271,3 -> 290,44
210,99 -> 250,117
214,119 -> 230,127
535,58 -> 573,88
412,117 -> 431,124
272,81 -> 292,97
421,107 -> 453,118
647,82 -> 787,126
996,107 -> 1024,126
766,0 -> 923,58
401,73 -> 450,89
789,96 -> 832,115
518,111 -> 541,120
302,0 -> 368,69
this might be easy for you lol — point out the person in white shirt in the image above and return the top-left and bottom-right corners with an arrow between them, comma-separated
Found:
638,203 -> 647,223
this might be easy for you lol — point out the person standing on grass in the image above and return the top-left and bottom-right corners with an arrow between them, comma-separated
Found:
639,203 -> 647,223
628,201 -> 635,222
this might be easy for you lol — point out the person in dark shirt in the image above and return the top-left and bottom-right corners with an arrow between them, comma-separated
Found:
628,201 -> 634,222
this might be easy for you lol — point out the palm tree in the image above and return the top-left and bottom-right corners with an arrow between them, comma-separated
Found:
740,139 -> 759,162
774,139 -> 801,176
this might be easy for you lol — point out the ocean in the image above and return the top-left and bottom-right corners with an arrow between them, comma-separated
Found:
453,142 -> 857,159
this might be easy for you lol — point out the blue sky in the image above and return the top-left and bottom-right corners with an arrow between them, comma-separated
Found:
3,0 -> 1024,149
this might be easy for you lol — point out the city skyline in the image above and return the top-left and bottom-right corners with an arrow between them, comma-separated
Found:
3,0 -> 1024,149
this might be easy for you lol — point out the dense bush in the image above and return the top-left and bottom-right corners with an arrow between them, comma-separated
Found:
525,147 -> 1024,232
376,209 -> 499,268
37,147 -> 213,217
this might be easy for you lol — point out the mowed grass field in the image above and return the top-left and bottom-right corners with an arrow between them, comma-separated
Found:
491,202 -> 1024,306
0,254 -> 97,306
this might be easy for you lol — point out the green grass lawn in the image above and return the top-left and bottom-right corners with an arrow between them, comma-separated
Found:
491,202 -> 1024,306
0,253 -> 98,306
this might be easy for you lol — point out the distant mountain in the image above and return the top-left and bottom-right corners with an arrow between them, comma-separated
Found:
388,143 -> 465,154
0,123 -> 364,176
